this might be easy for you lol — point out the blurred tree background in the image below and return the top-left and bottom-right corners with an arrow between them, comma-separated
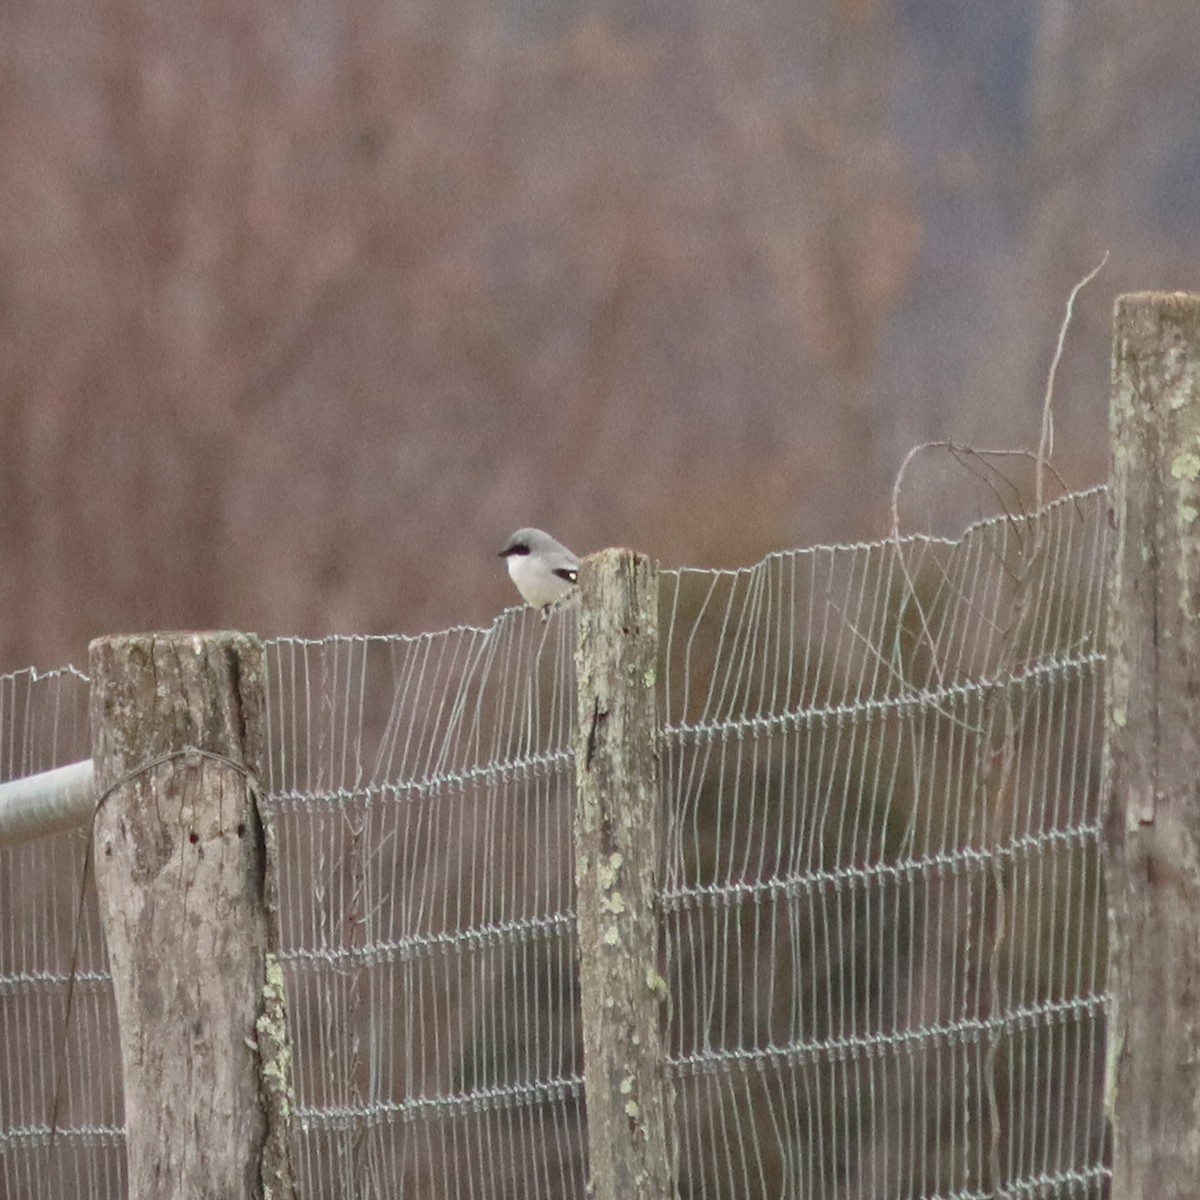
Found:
1,0 -> 1198,668
0,4 -> 1150,1188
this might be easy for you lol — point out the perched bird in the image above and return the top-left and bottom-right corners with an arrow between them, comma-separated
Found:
499,528 -> 580,613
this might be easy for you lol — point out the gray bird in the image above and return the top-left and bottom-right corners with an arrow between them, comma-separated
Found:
499,528 -> 580,612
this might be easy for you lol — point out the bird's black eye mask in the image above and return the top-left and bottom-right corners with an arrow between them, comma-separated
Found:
499,544 -> 530,558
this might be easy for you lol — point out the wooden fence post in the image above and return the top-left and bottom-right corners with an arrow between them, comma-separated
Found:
89,632 -> 296,1200
573,550 -> 677,1200
1104,292 -> 1200,1197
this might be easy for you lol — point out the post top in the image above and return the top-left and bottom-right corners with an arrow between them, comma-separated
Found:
1115,291 -> 1200,316
88,630 -> 261,653
582,547 -> 649,563
89,631 -> 265,773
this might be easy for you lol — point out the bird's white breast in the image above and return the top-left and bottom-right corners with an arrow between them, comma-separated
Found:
507,554 -> 573,608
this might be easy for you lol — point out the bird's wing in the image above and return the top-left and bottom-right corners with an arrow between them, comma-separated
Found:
552,566 -> 578,584
544,544 -> 581,572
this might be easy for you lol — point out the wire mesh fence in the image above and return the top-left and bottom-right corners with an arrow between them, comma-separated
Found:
0,487 -> 1110,1199
0,666 -> 124,1200
265,616 -> 585,1198
658,487 -> 1109,1198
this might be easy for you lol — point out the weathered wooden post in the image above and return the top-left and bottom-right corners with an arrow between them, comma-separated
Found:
89,632 -> 296,1199
573,550 -> 677,1200
1104,292 -> 1200,1198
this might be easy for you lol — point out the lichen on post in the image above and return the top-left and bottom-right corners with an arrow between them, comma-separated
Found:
1105,292 -> 1200,1199
89,631 -> 297,1199
574,550 -> 677,1200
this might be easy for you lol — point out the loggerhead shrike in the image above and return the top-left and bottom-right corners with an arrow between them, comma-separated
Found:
499,528 -> 580,613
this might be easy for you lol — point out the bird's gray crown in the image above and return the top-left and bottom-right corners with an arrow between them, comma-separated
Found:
499,528 -> 563,558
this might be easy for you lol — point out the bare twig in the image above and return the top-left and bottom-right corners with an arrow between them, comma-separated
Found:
885,258 -> 1109,1193
1036,252 -> 1110,511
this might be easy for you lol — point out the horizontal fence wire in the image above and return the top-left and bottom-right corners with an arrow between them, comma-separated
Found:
0,486 -> 1111,1199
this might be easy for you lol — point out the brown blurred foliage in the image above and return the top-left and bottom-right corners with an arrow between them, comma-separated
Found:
2,0 -> 1199,670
